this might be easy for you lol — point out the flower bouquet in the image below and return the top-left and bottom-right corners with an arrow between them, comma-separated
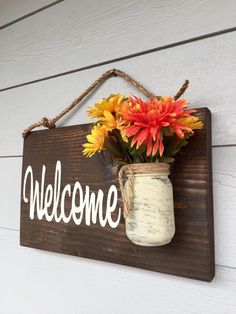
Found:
83,94 -> 203,246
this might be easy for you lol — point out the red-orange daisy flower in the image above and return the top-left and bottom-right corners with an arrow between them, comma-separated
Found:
123,96 -> 199,156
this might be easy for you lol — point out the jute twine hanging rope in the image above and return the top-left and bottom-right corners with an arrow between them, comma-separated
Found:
22,68 -> 189,138
22,68 -> 189,218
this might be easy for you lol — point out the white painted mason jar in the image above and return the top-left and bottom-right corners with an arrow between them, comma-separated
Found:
124,163 -> 175,246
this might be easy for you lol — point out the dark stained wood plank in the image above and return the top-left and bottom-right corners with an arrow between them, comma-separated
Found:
20,108 -> 214,281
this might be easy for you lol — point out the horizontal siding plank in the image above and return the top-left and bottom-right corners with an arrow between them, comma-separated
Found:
1,32 -> 236,155
1,146 -> 236,269
0,0 -> 58,27
0,158 -> 21,230
0,228 -> 236,314
213,147 -> 236,269
0,0 -> 236,89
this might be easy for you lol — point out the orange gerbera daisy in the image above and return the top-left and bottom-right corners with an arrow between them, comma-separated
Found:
123,96 -> 203,156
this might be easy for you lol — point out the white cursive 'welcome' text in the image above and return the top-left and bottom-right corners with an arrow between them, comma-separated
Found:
23,161 -> 121,228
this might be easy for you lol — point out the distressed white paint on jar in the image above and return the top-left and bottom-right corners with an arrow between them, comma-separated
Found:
125,163 -> 175,246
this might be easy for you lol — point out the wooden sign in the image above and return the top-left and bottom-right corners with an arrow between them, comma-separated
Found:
20,108 -> 214,281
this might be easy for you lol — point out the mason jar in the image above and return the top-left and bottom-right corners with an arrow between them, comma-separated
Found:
124,163 -> 175,246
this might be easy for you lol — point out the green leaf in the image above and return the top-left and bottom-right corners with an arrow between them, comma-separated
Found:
163,134 -> 191,158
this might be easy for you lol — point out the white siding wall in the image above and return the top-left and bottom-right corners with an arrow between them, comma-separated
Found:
0,1 -> 236,313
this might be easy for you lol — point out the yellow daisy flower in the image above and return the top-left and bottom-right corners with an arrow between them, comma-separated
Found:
117,118 -> 129,142
100,110 -> 116,130
174,116 -> 204,131
99,109 -> 129,142
88,94 -> 126,119
82,124 -> 106,157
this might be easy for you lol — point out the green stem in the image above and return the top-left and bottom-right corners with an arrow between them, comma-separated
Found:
126,152 -> 133,164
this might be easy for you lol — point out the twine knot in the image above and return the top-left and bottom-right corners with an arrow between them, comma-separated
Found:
41,117 -> 56,129
22,116 -> 56,138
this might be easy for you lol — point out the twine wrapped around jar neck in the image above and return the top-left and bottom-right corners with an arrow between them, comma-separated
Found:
118,163 -> 170,217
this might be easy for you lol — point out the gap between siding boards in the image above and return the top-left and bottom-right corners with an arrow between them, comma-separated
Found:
0,0 -> 64,31
0,27 -> 236,93
0,155 -> 23,159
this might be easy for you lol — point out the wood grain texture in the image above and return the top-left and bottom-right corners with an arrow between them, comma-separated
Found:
0,0 -> 236,89
1,146 -> 236,268
1,32 -> 236,156
20,108 -> 214,281
0,0 -> 57,27
1,228 -> 236,314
